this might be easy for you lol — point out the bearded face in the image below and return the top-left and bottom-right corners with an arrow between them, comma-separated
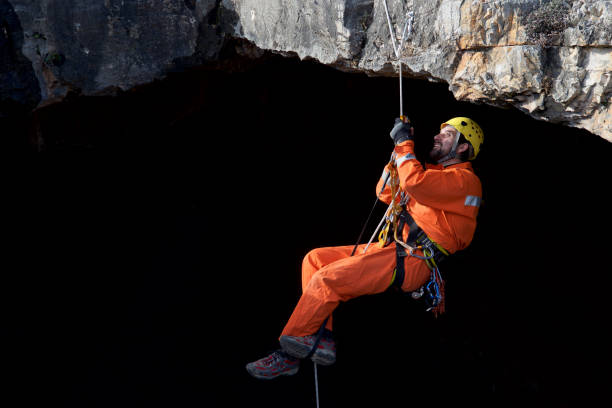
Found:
429,126 -> 459,162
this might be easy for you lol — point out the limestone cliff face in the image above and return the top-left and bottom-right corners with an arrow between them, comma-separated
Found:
232,0 -> 611,140
2,0 -> 611,140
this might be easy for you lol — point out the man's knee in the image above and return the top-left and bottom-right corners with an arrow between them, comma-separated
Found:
303,247 -> 324,270
306,272 -> 338,298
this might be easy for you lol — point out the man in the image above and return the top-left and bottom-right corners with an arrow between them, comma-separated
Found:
246,117 -> 484,380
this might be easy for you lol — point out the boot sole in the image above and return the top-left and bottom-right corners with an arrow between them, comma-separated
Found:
245,363 -> 299,380
279,336 -> 336,366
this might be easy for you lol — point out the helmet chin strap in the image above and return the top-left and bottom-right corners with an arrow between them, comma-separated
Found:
436,129 -> 461,166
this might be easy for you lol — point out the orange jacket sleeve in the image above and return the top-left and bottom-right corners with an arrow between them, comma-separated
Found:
375,163 -> 394,204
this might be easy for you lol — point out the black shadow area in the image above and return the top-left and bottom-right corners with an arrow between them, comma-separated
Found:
4,55 -> 611,408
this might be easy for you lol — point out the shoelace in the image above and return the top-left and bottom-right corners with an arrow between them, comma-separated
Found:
266,351 -> 283,365
261,350 -> 293,367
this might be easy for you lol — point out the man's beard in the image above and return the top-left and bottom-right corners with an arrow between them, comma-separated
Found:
429,144 -> 446,161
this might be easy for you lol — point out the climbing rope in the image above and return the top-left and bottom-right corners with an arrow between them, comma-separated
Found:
313,3 -> 415,407
362,0 -> 415,255
378,2 -> 448,318
382,0 -> 414,117
314,362 -> 320,408
357,1 -> 415,257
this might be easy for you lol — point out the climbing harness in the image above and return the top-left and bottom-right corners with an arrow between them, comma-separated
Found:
371,145 -> 449,316
373,116 -> 449,315
388,209 -> 449,316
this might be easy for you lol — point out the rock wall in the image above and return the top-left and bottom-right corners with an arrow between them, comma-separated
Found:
1,0 -> 611,140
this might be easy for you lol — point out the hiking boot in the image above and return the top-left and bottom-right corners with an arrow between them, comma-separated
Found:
279,330 -> 336,366
246,350 -> 300,380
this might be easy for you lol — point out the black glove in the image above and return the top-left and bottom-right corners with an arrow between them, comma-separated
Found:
389,118 -> 413,145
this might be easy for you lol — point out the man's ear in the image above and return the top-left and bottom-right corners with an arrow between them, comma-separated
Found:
456,142 -> 469,154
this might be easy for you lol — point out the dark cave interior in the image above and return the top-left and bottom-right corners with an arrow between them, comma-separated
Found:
4,52 -> 612,407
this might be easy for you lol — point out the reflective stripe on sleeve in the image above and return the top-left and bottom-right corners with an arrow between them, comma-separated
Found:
464,195 -> 482,207
396,153 -> 416,167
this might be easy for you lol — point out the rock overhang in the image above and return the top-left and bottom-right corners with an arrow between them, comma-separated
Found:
2,0 -> 611,141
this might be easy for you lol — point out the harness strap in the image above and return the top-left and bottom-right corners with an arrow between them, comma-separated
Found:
389,207 -> 416,290
393,243 -> 407,291
389,209 -> 448,298
390,208 -> 419,288
400,207 -> 422,245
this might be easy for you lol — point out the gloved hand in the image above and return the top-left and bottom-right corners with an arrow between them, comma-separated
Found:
389,117 -> 413,145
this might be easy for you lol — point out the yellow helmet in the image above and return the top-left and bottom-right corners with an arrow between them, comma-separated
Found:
441,117 -> 484,160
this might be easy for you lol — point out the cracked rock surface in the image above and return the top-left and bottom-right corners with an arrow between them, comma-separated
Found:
2,0 -> 611,140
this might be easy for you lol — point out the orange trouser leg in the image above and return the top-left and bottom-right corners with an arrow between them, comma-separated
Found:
299,243 -> 352,331
281,243 -> 431,337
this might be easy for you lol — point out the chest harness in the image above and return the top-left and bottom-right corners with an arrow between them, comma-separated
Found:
375,156 -> 449,316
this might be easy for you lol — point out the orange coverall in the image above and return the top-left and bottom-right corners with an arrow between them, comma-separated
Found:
281,140 -> 482,337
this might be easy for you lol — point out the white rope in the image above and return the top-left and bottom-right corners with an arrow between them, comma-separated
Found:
399,60 -> 403,117
310,4 -> 415,408
382,0 -> 399,58
381,0 -> 414,117
314,362 -> 320,408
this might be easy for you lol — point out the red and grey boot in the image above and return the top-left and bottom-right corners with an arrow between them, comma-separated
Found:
280,329 -> 336,366
246,350 -> 300,380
